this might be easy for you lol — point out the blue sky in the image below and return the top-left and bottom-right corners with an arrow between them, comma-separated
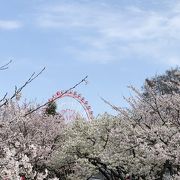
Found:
0,0 -> 180,116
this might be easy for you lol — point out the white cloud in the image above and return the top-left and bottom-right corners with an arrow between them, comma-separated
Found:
36,1 -> 180,65
0,20 -> 22,30
37,3 -> 108,28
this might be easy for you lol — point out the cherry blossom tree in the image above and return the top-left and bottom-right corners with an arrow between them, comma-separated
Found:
143,67 -> 180,97
0,62 -> 88,180
52,82 -> 180,180
0,96 -> 68,179
1,61 -> 180,180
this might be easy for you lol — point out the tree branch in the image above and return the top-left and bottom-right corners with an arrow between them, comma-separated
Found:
24,75 -> 88,116
0,67 -> 46,107
0,60 -> 12,70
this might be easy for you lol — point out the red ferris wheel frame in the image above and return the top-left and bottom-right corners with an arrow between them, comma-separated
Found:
49,90 -> 94,121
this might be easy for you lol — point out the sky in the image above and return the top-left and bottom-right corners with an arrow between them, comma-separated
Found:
0,0 -> 180,116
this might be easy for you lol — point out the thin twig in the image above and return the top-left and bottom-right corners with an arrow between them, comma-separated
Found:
0,93 -> 8,103
10,67 -> 45,100
100,97 -> 120,112
24,75 -> 88,116
0,67 -> 45,107
0,60 -> 12,70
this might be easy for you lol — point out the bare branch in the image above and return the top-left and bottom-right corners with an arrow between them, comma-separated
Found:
10,67 -> 45,100
24,75 -> 88,116
0,60 -> 12,70
0,67 -> 45,107
100,97 -> 120,112
0,93 -> 8,103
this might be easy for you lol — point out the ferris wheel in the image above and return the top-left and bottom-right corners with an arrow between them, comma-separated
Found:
49,90 -> 94,122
